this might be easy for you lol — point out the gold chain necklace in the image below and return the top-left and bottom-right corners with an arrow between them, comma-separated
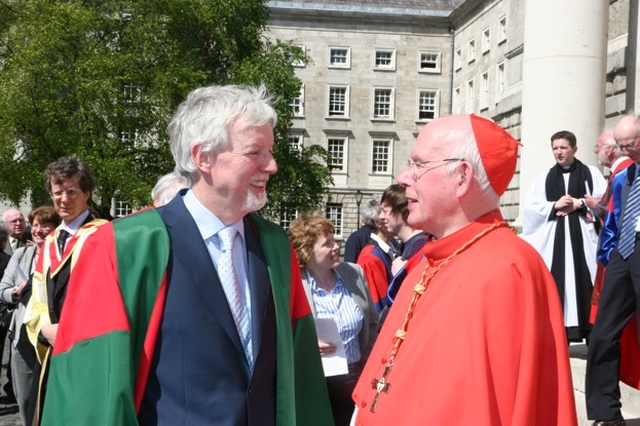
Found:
369,221 -> 509,412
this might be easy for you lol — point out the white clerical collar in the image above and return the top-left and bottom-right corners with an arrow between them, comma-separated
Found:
60,210 -> 90,236
182,189 -> 245,243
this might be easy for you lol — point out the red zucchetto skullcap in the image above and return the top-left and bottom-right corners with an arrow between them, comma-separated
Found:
470,114 -> 522,196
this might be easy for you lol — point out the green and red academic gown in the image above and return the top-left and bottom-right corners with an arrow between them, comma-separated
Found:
42,209 -> 333,425
352,210 -> 578,426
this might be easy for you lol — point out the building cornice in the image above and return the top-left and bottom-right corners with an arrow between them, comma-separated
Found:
268,1 -> 453,27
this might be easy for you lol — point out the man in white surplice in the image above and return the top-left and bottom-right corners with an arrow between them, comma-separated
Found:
522,130 -> 606,343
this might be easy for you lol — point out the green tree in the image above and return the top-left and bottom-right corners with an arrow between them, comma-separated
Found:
0,0 -> 331,218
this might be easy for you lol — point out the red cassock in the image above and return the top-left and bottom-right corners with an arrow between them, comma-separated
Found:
352,210 -> 577,426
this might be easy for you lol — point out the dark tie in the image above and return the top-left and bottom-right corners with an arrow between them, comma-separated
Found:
57,229 -> 71,254
618,171 -> 640,259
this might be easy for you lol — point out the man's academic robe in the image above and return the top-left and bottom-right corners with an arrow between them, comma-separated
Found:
590,156 -> 634,322
593,166 -> 640,390
356,244 -> 392,312
40,207 -> 333,425
352,210 -> 577,425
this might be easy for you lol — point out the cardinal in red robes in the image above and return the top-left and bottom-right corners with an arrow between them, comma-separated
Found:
351,114 -> 577,425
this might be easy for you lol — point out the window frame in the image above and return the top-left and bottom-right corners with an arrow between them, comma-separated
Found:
496,61 -> 505,101
288,133 -> 303,152
114,200 -> 133,218
418,51 -> 441,74
498,16 -> 507,44
372,87 -> 395,120
373,49 -> 396,71
328,47 -> 351,69
480,71 -> 489,110
279,207 -> 298,230
453,86 -> 461,115
327,85 -> 350,118
325,203 -> 344,237
467,78 -> 475,113
417,89 -> 439,122
327,136 -> 348,173
291,44 -> 306,68
371,138 -> 393,175
290,84 -> 305,117
482,28 -> 491,54
468,38 -> 476,63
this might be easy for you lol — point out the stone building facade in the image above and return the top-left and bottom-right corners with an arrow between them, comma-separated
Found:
266,0 -> 637,238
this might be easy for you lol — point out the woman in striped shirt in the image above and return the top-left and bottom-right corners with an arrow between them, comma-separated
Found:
288,212 -> 379,426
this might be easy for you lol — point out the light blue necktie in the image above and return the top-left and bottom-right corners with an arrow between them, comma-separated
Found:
217,227 -> 253,369
618,169 -> 640,259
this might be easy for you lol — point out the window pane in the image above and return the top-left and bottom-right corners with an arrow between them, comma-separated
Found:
329,87 -> 347,116
419,91 -> 436,120
420,52 -> 438,69
375,51 -> 393,67
288,135 -> 302,152
325,204 -> 343,236
373,89 -> 392,118
327,138 -> 345,171
372,140 -> 390,173
330,49 -> 348,65
290,88 -> 304,116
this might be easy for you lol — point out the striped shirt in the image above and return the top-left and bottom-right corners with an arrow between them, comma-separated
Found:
307,269 -> 364,364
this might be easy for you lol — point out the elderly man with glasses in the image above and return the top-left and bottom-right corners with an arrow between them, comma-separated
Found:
586,114 -> 640,426
351,115 -> 577,425
2,209 -> 28,256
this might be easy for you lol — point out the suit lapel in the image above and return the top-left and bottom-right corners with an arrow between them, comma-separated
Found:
622,163 -> 638,212
244,216 -> 269,359
49,214 -> 97,304
159,194 -> 245,358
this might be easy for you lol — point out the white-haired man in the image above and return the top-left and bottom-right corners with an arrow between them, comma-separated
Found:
40,85 -> 333,425
351,115 -> 577,425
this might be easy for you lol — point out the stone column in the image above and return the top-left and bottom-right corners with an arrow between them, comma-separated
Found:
628,0 -> 640,113
518,0 -> 608,221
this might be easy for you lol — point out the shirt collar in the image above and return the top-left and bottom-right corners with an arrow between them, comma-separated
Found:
183,189 -> 245,242
370,233 -> 393,254
610,156 -> 630,174
61,210 -> 91,234
307,268 -> 345,293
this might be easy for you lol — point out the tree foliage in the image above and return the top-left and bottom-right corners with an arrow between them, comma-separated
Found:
0,0 -> 331,218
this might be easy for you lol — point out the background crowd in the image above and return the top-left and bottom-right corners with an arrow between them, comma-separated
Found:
0,84 -> 636,426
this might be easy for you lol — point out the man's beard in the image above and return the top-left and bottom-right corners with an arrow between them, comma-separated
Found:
241,189 -> 268,213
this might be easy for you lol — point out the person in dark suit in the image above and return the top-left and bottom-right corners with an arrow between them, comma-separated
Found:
586,114 -> 640,426
23,156 -> 106,424
289,211 -> 378,425
37,85 -> 333,425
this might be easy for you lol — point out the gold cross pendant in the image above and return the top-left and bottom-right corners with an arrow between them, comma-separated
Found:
370,364 -> 392,412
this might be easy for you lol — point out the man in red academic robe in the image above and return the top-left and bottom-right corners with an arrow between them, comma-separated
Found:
351,115 -> 577,425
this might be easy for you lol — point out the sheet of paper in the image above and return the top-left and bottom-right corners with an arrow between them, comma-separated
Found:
315,317 -> 348,377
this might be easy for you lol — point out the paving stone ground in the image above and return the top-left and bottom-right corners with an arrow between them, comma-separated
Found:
0,337 -> 20,426
0,339 -> 638,425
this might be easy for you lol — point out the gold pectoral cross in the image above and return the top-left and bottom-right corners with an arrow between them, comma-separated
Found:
370,363 -> 392,412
